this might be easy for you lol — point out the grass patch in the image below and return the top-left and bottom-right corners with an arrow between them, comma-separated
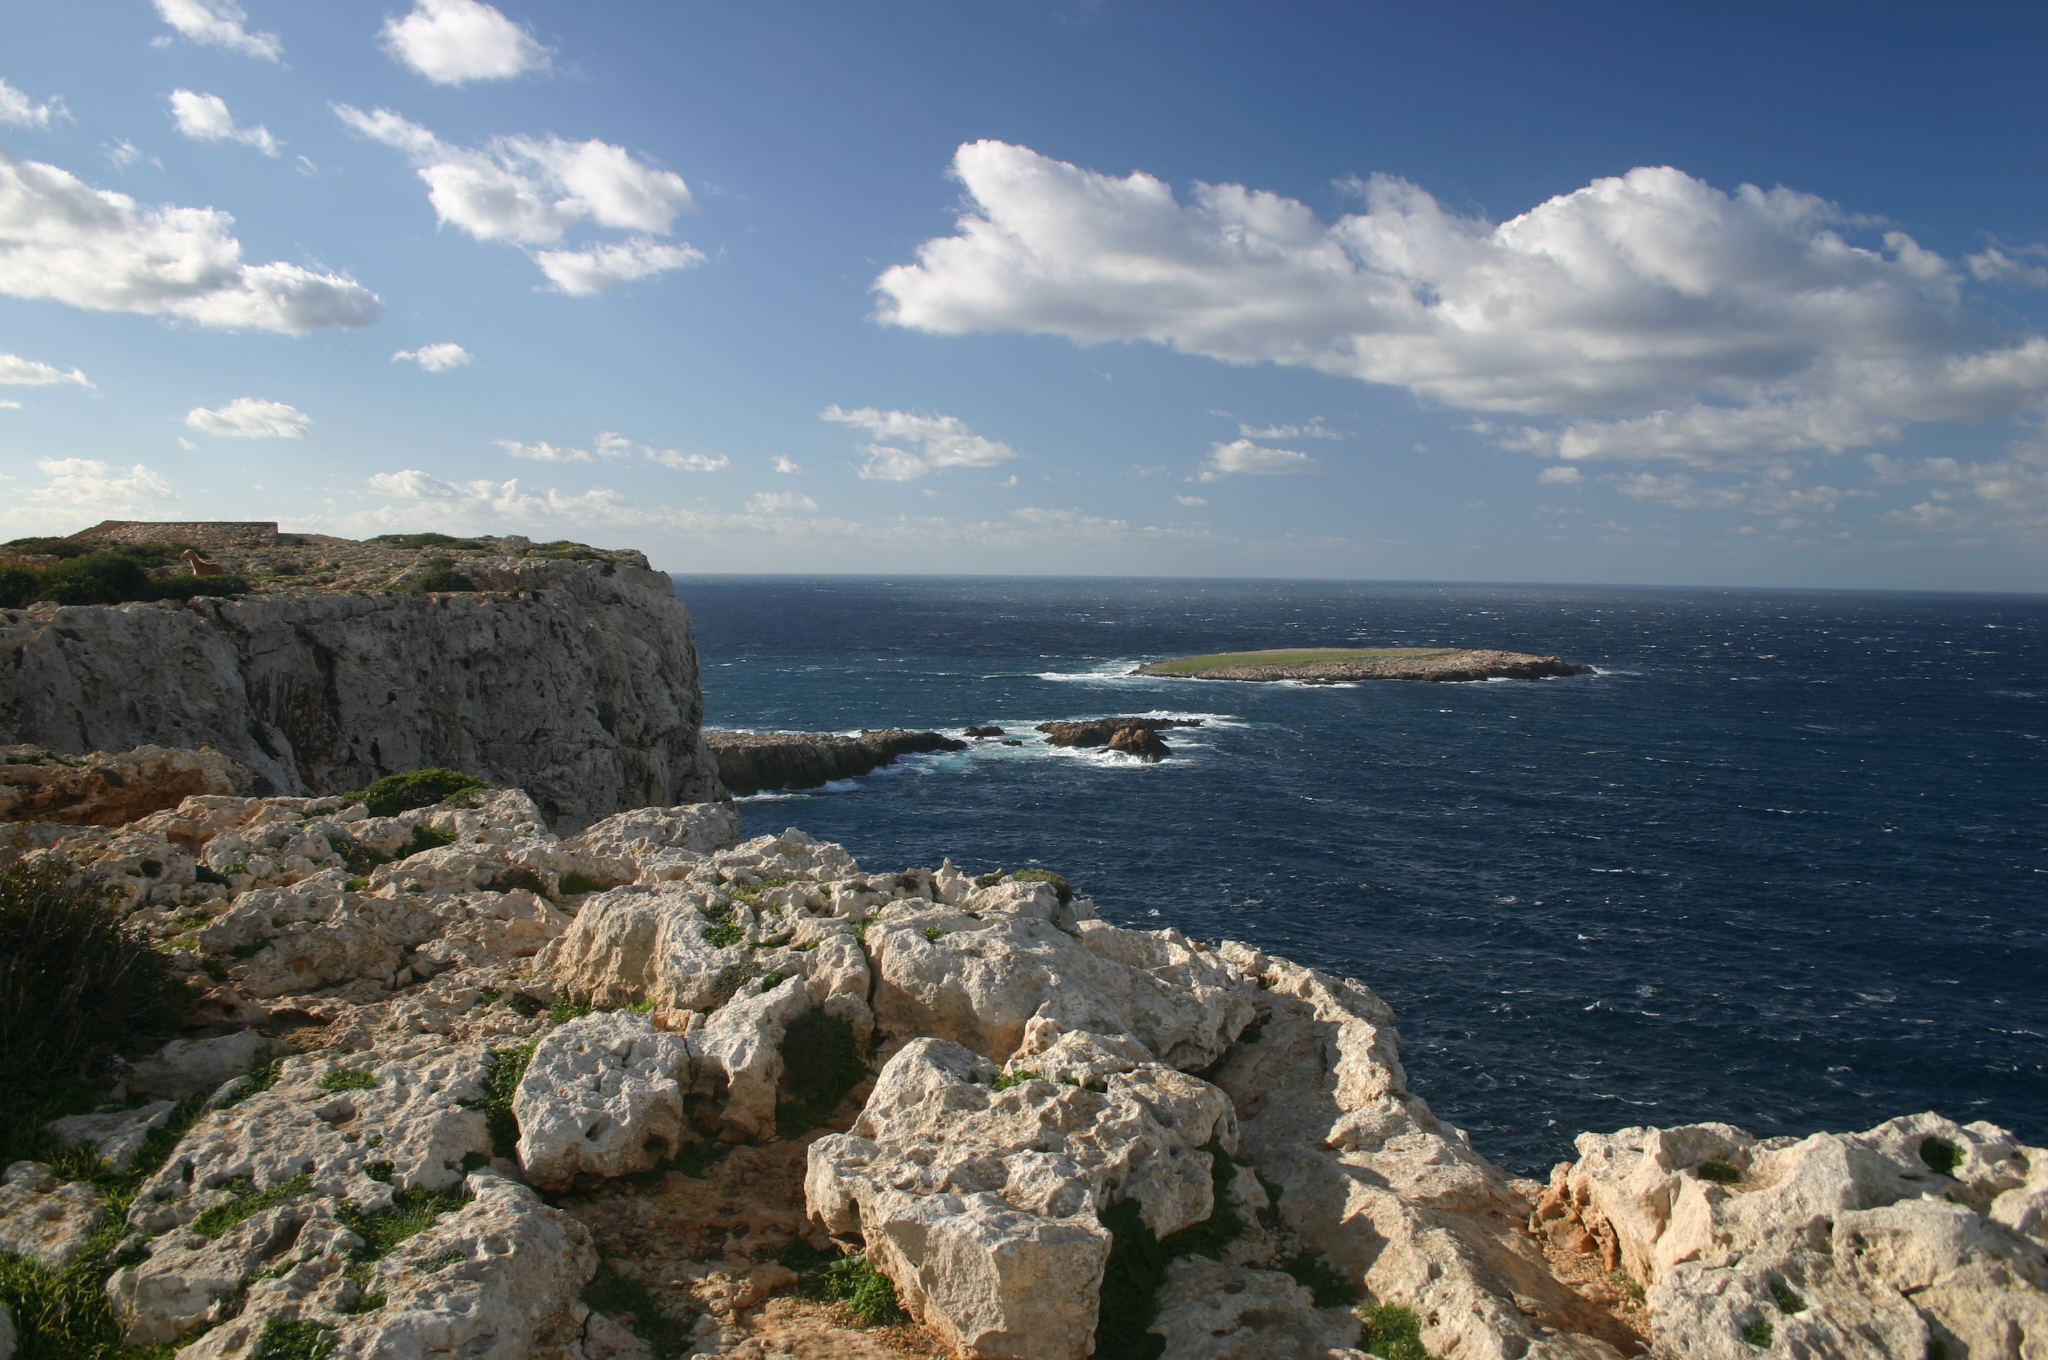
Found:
708,961 -> 763,1007
920,926 -> 944,941
557,871 -> 614,896
549,996 -> 595,1025
726,874 -> 802,904
583,1258 -> 696,1357
1697,1159 -> 1743,1185
1921,1136 -> 1963,1176
369,533 -> 496,550
1009,868 -> 1075,905
1144,647 -> 1445,673
215,1059 -> 282,1110
1093,1199 -> 1170,1360
481,1041 -> 537,1157
704,921 -> 745,948
348,768 -> 489,819
814,1254 -> 905,1327
775,1011 -> 869,1135
1769,1279 -> 1805,1313
255,1317 -> 337,1359
318,1068 -> 378,1092
399,824 -> 457,860
192,1172 -> 314,1237
1357,1302 -> 1431,1360
1279,1253 -> 1359,1307
337,1185 -> 470,1257
1742,1318 -> 1774,1348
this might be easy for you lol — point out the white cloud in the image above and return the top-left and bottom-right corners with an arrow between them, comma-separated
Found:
1196,438 -> 1319,481
335,105 -> 698,292
393,341 -> 473,372
1967,245 -> 2048,289
381,0 -> 549,85
1538,466 -> 1584,485
34,457 -> 174,506
105,140 -> 149,170
819,404 -> 1019,480
0,148 -> 382,332
643,447 -> 730,472
168,90 -> 280,156
0,79 -> 66,129
152,0 -> 280,61
185,397 -> 309,438
748,491 -> 818,513
0,353 -> 90,386
1868,446 -> 2048,534
0,400 -> 17,409
496,439 -> 586,462
533,237 -> 703,295
1174,494 -> 1209,506
1611,470 -> 1866,517
878,141 -> 2048,469
1238,419 -> 1340,440
771,455 -> 802,474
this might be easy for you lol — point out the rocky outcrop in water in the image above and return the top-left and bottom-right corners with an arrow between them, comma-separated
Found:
7,762 -> 2044,1360
705,729 -> 968,795
1035,717 -> 1201,762
0,538 -> 722,828
1136,648 -> 1592,683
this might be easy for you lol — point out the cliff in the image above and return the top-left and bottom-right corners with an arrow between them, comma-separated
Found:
9,779 -> 2042,1360
0,536 -> 723,828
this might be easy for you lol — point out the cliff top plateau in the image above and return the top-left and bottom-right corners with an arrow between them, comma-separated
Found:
1134,647 -> 1591,683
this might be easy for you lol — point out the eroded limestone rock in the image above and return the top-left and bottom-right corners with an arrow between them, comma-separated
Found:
0,1162 -> 106,1272
514,1010 -> 702,1190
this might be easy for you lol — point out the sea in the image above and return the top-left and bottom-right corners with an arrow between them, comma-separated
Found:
671,575 -> 2047,1176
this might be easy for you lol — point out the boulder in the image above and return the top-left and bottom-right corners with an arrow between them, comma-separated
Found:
0,1162 -> 106,1271
125,1032 -> 276,1100
1106,725 -> 1173,761
1535,1111 -> 2048,1359
513,1011 -> 701,1190
1033,717 -> 1203,748
1151,1258 -> 1366,1359
45,1100 -> 178,1172
0,743 -> 250,826
807,1036 -> 1239,1360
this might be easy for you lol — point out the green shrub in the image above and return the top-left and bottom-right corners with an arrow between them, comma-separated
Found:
775,1011 -> 869,1135
1279,1253 -> 1359,1307
351,768 -> 489,819
318,1067 -> 378,1092
0,565 -> 38,609
815,1254 -> 905,1326
2,535 -> 95,559
990,1070 -> 1040,1092
705,921 -> 745,948
1920,1137 -> 1963,1176
1358,1302 -> 1431,1360
413,569 -> 475,592
369,533 -> 494,549
1769,1279 -> 1805,1313
0,858 -> 187,1162
1093,1199 -> 1170,1359
920,926 -> 944,941
549,995 -> 595,1025
399,824 -> 458,859
1010,868 -> 1075,905
255,1316 -> 338,1359
1697,1159 -> 1743,1185
583,1258 -> 696,1357
1742,1318 -> 1774,1347
482,1041 -> 536,1156
557,871 -> 613,896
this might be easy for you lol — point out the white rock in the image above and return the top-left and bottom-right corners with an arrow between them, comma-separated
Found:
1151,1257 -> 1365,1360
1539,1111 -> 2048,1359
513,1010 -> 701,1190
695,975 -> 819,1141
543,884 -> 746,1012
46,1100 -> 177,1172
0,1162 -> 106,1271
126,1031 -> 275,1100
108,1200 -> 337,1344
807,1036 -> 1239,1360
127,1042 -> 492,1234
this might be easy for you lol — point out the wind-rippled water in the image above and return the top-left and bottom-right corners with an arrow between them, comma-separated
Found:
672,574 -> 2047,1175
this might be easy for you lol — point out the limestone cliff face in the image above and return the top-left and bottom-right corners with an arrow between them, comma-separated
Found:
0,552 -> 723,827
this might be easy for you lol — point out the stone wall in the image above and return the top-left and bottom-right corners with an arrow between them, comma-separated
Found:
0,553 -> 724,827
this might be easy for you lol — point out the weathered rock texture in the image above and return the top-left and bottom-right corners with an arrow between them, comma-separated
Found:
1534,1113 -> 2048,1359
0,542 -> 723,827
6,774 -> 2038,1360
706,729 -> 968,795
1033,717 -> 1203,749
0,743 -> 250,825
1135,647 -> 1592,683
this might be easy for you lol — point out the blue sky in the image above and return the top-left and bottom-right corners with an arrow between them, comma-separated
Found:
6,1 -> 2048,589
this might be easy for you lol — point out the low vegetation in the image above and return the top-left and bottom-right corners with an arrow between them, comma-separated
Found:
1142,647 -> 1445,673
0,540 -> 249,608
1358,1301 -> 1432,1360
481,1041 -> 537,1156
775,1011 -> 869,1135
346,768 -> 489,818
582,1257 -> 696,1357
813,1254 -> 905,1326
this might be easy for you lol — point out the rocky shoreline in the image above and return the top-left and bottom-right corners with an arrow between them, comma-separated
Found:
1134,648 -> 1592,683
704,730 -> 969,796
2,762 -> 2042,1359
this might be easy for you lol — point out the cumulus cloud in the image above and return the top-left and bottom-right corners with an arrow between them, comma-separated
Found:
877,141 -> 2048,471
0,148 -> 382,331
381,0 -> 549,85
747,491 -> 818,513
168,91 -> 279,156
32,458 -> 175,510
1238,419 -> 1340,440
393,341 -> 472,371
1868,446 -> 2048,535
533,237 -> 703,295
494,430 -> 726,470
0,353 -> 90,386
1174,494 -> 1209,506
1196,438 -> 1319,480
185,397 -> 309,438
1538,465 -> 1584,485
0,79 -> 66,129
152,0 -> 280,61
496,439 -> 586,462
819,404 -> 1018,481
335,105 -> 698,292
1611,470 -> 1867,517
771,455 -> 802,474
643,447 -> 730,472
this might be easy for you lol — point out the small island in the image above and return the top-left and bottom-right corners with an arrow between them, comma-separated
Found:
1134,646 -> 1592,683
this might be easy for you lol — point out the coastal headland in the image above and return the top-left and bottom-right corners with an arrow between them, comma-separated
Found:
1134,646 -> 1592,683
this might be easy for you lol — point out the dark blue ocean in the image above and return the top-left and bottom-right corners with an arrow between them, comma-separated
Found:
671,575 -> 2047,1176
